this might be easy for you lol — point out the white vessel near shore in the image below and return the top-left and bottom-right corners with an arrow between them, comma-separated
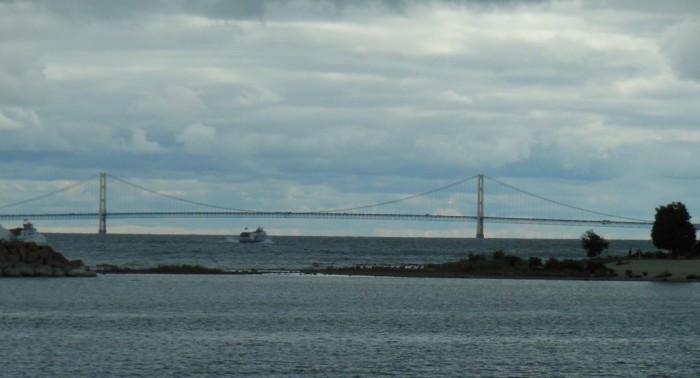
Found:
239,227 -> 268,243
6,220 -> 47,244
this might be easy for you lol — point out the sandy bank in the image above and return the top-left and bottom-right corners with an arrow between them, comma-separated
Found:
606,259 -> 700,281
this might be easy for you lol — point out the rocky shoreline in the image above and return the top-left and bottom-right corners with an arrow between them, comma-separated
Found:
0,240 -> 96,277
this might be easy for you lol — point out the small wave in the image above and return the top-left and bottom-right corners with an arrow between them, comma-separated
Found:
223,236 -> 274,244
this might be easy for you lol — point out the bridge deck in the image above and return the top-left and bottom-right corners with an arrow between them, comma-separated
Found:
0,211 -> 656,228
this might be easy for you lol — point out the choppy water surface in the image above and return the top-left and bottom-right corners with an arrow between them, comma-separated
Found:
2,235 -> 698,377
45,233 -> 656,271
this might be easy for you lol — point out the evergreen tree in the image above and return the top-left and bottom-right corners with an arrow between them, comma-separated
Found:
651,202 -> 696,257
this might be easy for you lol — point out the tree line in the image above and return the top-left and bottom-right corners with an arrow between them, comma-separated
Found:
582,201 -> 698,258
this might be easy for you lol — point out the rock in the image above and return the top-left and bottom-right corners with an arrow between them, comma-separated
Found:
18,247 -> 27,263
68,259 -> 84,267
19,263 -> 35,276
25,249 -> 40,264
2,262 -> 27,277
66,266 -> 96,277
3,268 -> 19,277
44,259 -> 66,268
52,267 -> 66,277
33,265 -> 54,277
0,240 -> 94,278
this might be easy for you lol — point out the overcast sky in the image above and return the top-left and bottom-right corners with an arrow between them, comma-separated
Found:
1,0 -> 699,238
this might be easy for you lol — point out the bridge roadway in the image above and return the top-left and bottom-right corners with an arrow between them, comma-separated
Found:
0,211 -> 655,228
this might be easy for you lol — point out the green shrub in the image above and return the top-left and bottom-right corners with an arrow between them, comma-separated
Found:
544,257 -> 559,270
528,256 -> 543,269
557,259 -> 586,272
492,249 -> 506,260
586,260 -> 606,274
503,254 -> 523,267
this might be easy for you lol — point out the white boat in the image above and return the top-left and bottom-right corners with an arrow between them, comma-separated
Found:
239,227 -> 268,243
9,220 -> 47,244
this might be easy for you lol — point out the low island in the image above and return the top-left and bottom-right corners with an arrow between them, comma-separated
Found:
95,249 -> 700,282
304,251 -> 700,281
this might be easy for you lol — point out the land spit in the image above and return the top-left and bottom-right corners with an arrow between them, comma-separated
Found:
97,258 -> 700,282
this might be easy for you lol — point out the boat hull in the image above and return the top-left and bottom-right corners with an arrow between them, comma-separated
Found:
238,237 -> 266,243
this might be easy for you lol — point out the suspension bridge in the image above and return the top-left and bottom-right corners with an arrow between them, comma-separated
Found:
0,173 -> 653,237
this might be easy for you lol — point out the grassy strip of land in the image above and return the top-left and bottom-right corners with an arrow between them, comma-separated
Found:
605,258 -> 700,281
97,264 -> 228,274
95,251 -> 700,281
304,250 -> 619,279
96,252 -> 614,278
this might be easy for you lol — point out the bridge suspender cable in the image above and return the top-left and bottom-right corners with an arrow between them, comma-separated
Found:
484,175 -> 649,223
106,174 -> 255,212
319,175 -> 480,213
0,175 -> 99,210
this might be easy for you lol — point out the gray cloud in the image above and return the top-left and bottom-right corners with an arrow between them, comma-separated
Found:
36,0 -> 167,22
661,18 -> 700,81
183,0 -> 268,20
1,0 -> 699,237
16,0 -> 561,22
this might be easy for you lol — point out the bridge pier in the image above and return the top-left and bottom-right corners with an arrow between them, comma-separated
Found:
476,174 -> 484,239
99,172 -> 107,234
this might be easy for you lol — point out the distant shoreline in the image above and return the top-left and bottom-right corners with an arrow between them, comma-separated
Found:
96,258 -> 700,282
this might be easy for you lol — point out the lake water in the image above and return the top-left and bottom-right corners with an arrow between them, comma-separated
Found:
45,233 -> 656,271
1,234 -> 698,377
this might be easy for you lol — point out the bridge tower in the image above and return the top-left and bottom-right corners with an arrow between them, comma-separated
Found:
98,172 -> 107,234
476,174 -> 484,239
